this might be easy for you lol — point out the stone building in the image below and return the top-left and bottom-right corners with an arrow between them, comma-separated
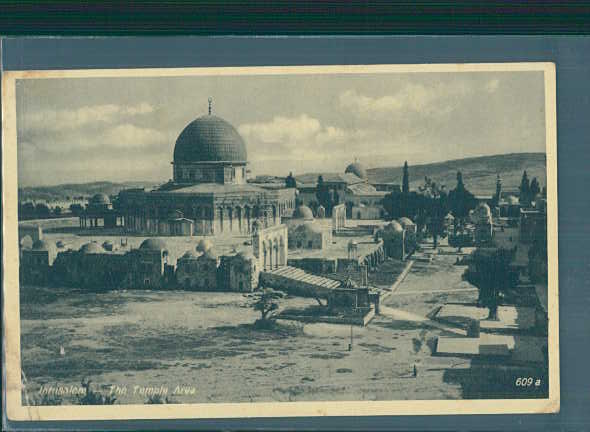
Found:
117,104 -> 285,237
376,220 -> 406,260
52,239 -> 171,291
51,242 -> 129,290
499,195 -> 522,219
289,223 -> 330,250
125,239 -> 172,289
20,239 -> 55,284
286,205 -> 331,250
176,248 -> 219,290
398,217 -> 417,254
79,193 -> 124,229
252,222 -> 288,271
473,203 -> 494,245
294,161 -> 387,220
218,251 -> 259,292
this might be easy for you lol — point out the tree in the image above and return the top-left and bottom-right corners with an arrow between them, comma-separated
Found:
426,192 -> 449,249
285,172 -> 296,188
466,248 -> 514,320
530,177 -> 540,203
245,287 -> 286,326
402,161 -> 410,195
448,171 -> 476,235
315,175 -> 334,216
520,170 -> 531,207
382,191 -> 402,220
34,203 -> 51,218
69,203 -> 84,216
19,202 -> 36,219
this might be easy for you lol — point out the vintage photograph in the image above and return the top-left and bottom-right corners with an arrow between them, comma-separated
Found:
2,64 -> 558,419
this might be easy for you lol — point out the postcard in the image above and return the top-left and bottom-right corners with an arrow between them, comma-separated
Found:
2,63 -> 558,420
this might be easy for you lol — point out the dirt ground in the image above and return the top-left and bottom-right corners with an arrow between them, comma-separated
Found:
19,239 -> 545,405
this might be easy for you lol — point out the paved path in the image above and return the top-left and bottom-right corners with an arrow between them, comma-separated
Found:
379,305 -> 467,336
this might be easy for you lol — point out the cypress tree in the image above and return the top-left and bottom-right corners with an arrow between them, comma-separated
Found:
402,161 -> 410,195
520,170 -> 531,207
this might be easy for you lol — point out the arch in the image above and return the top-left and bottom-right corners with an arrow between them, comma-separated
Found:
245,206 -> 252,233
262,242 -> 268,270
236,206 -> 243,233
273,242 -> 279,269
218,206 -> 224,232
279,235 -> 286,266
228,206 -> 233,232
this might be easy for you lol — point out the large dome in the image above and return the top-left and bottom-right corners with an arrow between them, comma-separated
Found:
174,115 -> 247,164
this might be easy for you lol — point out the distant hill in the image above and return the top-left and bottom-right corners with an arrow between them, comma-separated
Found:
298,153 -> 546,196
20,153 -> 547,202
18,181 -> 158,202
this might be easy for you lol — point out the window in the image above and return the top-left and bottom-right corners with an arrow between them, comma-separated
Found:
308,240 -> 313,248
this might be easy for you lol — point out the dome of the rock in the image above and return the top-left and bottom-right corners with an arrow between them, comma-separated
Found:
174,115 -> 247,164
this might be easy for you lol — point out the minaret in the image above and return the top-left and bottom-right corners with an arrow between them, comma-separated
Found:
495,173 -> 502,202
208,97 -> 213,115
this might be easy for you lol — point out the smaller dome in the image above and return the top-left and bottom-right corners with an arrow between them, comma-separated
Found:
398,217 -> 415,227
196,239 -> 213,253
79,242 -> 103,254
293,205 -> 314,221
139,238 -> 167,251
345,161 -> 367,179
90,193 -> 110,205
32,239 -> 50,251
387,220 -> 404,233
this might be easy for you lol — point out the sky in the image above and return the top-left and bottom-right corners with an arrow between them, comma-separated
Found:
16,70 -> 546,187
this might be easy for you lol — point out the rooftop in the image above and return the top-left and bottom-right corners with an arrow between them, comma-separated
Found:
156,183 -> 269,196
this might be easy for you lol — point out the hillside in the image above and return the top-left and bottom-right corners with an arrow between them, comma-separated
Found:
18,181 -> 157,202
298,153 -> 546,196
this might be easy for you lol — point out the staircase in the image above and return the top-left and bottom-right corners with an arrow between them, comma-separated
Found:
260,265 -> 341,298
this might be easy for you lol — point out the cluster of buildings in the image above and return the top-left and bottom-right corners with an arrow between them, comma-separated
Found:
20,224 -> 285,292
19,105 -> 418,314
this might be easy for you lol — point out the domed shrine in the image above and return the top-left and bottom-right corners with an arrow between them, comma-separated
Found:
116,100 -> 286,237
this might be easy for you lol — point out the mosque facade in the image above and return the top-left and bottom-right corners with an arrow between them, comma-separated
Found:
117,102 -> 284,236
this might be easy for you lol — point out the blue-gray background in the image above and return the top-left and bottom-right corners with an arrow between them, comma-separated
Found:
2,36 -> 589,431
